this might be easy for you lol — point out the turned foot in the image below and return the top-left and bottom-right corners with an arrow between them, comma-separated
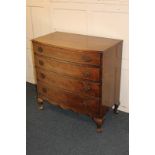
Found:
93,117 -> 104,133
37,98 -> 44,110
113,103 -> 119,114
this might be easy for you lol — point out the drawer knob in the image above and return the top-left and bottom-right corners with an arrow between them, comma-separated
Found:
39,60 -> 44,66
84,85 -> 91,92
82,55 -> 92,62
42,87 -> 47,93
40,73 -> 46,79
38,47 -> 43,53
83,71 -> 91,78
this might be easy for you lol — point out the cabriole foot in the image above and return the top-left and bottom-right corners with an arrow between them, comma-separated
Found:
113,104 -> 119,114
37,98 -> 44,110
93,117 -> 104,133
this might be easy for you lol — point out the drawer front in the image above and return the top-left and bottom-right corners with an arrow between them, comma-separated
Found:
33,42 -> 101,66
37,81 -> 98,116
35,55 -> 100,82
36,69 -> 100,98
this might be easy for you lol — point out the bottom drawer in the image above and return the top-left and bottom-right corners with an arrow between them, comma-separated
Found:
37,81 -> 99,116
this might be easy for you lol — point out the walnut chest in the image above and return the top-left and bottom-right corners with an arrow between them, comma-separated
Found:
32,32 -> 123,132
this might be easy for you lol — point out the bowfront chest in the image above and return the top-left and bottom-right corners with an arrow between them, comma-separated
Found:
32,32 -> 123,132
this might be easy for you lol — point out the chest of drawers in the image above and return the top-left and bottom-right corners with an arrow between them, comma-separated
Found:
32,32 -> 123,132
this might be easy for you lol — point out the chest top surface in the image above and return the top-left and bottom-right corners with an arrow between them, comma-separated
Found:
32,32 -> 122,52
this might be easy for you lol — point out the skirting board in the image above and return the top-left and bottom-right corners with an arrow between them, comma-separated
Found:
118,106 -> 129,113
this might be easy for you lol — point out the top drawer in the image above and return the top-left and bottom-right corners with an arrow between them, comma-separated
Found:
33,42 -> 101,66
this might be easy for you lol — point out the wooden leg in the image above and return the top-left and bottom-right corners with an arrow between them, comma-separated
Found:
113,103 -> 119,114
93,117 -> 104,133
37,97 -> 44,110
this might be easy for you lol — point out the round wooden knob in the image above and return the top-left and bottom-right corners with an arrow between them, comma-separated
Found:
84,85 -> 91,92
39,60 -> 44,66
82,55 -> 92,62
38,47 -> 43,53
83,71 -> 91,78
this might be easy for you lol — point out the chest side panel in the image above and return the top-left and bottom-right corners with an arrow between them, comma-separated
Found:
102,42 -> 122,108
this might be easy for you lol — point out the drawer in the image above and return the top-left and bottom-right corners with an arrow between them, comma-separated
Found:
37,81 -> 98,116
36,69 -> 100,98
33,42 -> 101,66
34,55 -> 100,82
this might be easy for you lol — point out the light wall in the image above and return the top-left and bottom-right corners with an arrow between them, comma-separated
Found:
26,0 -> 129,112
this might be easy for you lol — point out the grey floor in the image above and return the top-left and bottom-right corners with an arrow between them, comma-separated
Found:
26,82 -> 129,155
